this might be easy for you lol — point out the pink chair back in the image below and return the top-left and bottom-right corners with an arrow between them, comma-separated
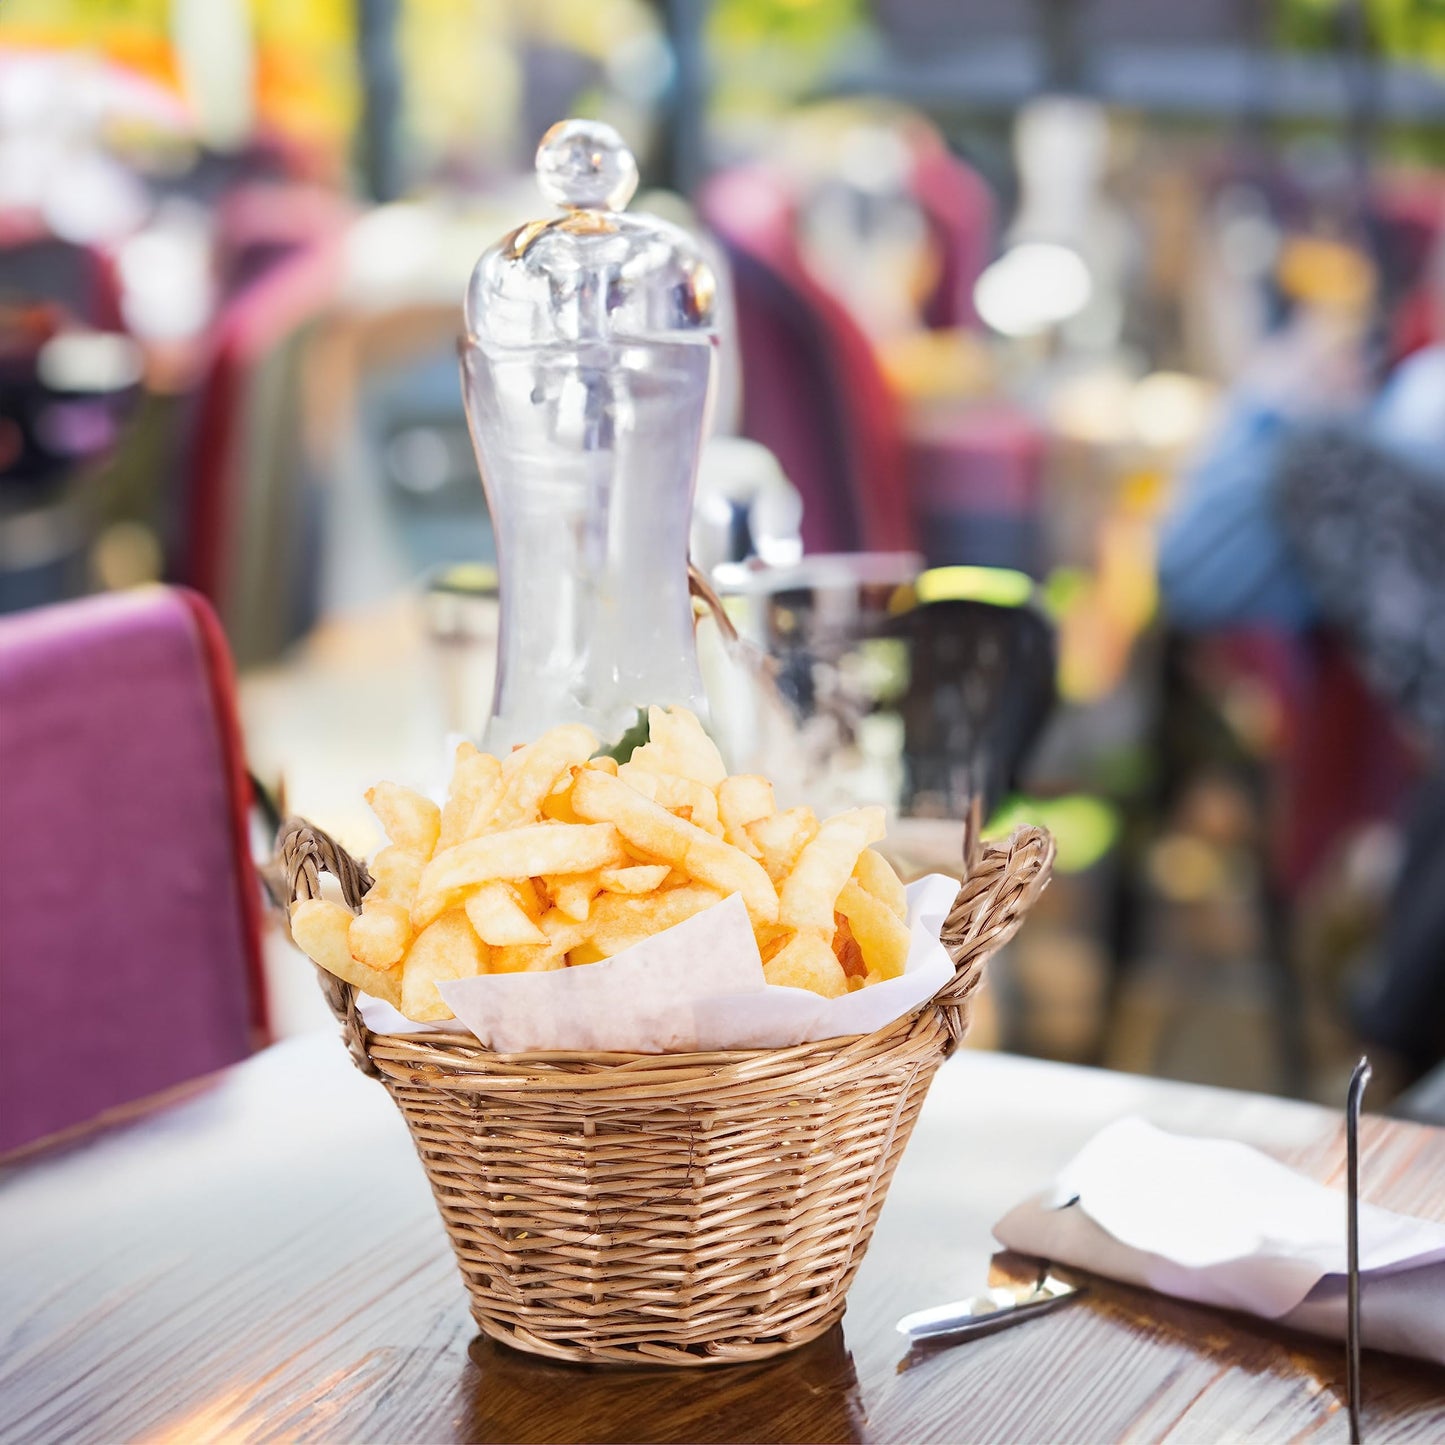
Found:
0,587 -> 265,1152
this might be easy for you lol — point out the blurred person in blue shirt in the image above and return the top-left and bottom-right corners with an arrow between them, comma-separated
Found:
1159,239 -> 1445,1078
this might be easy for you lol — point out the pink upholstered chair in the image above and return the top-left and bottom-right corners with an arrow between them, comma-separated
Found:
0,586 -> 266,1153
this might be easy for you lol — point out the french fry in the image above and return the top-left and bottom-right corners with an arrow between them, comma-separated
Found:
349,898 -> 411,969
650,775 -> 723,836
619,705 -> 726,788
540,769 -> 582,824
538,907 -> 591,951
513,875 -> 544,920
417,822 -> 628,905
570,769 -> 778,926
317,707 -> 913,1012
365,781 -> 440,858
718,774 -> 774,856
464,881 -> 546,946
585,884 -> 724,956
437,743 -> 504,850
290,898 -> 401,1007
489,942 -> 568,973
853,846 -> 908,922
747,807 -> 820,884
368,846 -> 424,907
489,907 -> 590,970
400,911 -> 486,1021
763,931 -> 847,999
755,922 -> 791,960
779,806 -> 886,934
597,863 -> 670,894
836,879 -> 910,982
492,724 -> 598,829
832,911 -> 866,980
410,884 -> 470,932
547,872 -> 599,922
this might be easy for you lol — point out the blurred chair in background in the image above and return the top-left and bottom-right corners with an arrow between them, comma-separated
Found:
0,586 -> 265,1153
699,164 -> 915,556
893,586 -> 1056,820
179,185 -> 349,666
0,297 -> 142,612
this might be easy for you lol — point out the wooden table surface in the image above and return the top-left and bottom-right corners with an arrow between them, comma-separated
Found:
3,1035 -> 1442,1445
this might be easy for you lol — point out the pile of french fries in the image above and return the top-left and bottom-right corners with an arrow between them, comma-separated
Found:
290,707 -> 912,1023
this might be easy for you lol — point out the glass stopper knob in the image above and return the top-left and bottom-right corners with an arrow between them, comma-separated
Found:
535,119 -> 639,213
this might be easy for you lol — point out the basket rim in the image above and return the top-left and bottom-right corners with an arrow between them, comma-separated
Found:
359,999 -> 954,1092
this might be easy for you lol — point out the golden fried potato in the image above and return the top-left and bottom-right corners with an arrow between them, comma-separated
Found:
852,846 -> 908,922
746,807 -> 819,884
348,898 -> 411,969
836,879 -> 910,982
464,881 -> 547,946
437,743 -> 504,850
417,822 -> 628,906
597,863 -> 670,894
619,705 -> 726,788
513,875 -> 545,920
570,769 -> 778,926
322,708 -> 911,999
400,911 -> 486,1021
585,884 -> 725,957
547,873 -> 599,922
368,846 -> 424,906
365,781 -> 440,858
290,898 -> 401,1007
763,931 -> 848,998
832,911 -> 866,981
718,774 -> 774,856
489,942 -> 569,973
487,906 -> 590,970
492,724 -> 597,829
779,806 -> 886,934
539,769 -> 582,824
650,775 -> 724,836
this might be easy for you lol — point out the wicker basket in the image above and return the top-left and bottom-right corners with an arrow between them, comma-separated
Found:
279,818 -> 1054,1367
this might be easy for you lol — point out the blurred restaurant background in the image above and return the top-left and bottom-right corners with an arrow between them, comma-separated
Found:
2,0 -> 1444,1128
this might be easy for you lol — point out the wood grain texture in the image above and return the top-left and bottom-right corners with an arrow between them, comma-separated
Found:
1,1038 -> 1442,1444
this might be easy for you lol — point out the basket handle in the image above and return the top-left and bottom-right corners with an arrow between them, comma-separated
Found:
935,825 -> 1056,1051
276,817 -> 378,1077
274,816 -> 1055,1063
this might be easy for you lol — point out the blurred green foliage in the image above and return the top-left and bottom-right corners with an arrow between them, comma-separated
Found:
1278,0 -> 1445,63
708,0 -> 865,117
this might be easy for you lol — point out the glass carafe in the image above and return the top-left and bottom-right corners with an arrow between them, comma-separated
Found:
462,120 -> 719,751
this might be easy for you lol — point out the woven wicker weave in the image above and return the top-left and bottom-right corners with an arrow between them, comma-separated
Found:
279,818 -> 1054,1366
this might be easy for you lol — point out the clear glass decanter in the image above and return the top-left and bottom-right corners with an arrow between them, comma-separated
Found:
462,119 -> 719,751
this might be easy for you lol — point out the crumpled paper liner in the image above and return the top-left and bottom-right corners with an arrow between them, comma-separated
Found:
355,873 -> 962,1053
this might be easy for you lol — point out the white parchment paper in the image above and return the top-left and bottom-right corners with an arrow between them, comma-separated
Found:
355,872 -> 963,1053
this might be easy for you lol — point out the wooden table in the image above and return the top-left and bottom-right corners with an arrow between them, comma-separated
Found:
3,1036 -> 1442,1444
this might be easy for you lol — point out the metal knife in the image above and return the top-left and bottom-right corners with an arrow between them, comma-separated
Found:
897,1271 -> 1085,1347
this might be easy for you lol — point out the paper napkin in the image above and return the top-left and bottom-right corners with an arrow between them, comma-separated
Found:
993,1117 -> 1445,1364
